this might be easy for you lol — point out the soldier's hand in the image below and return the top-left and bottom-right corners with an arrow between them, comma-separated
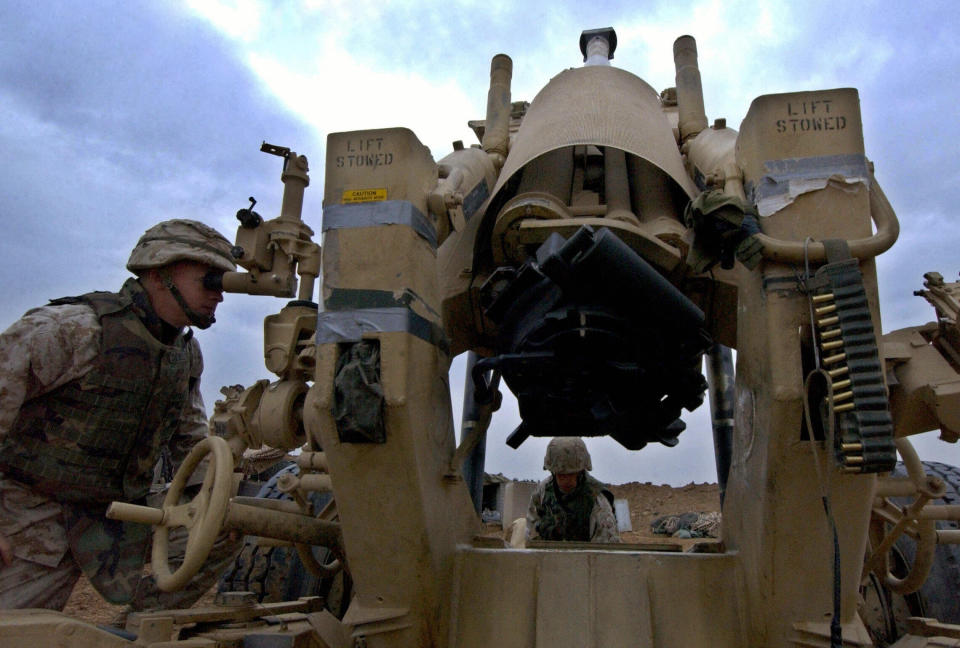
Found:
0,532 -> 12,567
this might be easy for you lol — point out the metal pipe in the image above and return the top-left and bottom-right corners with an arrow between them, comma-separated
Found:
896,437 -> 936,495
756,176 -> 899,263
603,147 -> 640,226
705,344 -> 735,505
225,500 -> 342,549
627,156 -> 674,224
299,473 -> 333,493
481,54 -> 513,170
673,36 -> 708,141
938,530 -> 960,544
875,477 -> 920,498
230,495 -> 302,515
297,274 -> 316,303
459,351 -> 487,515
279,153 -> 309,223
297,451 -> 330,473
920,505 -> 960,520
220,269 -> 296,297
106,501 -> 165,526
516,147 -> 574,206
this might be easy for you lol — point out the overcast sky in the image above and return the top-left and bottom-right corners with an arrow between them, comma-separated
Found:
1,0 -> 958,486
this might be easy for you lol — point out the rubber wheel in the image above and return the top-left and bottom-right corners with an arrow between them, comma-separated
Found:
217,463 -> 351,616
890,461 -> 960,624
865,460 -> 960,646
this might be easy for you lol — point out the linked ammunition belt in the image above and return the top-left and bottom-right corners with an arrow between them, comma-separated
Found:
811,257 -> 896,473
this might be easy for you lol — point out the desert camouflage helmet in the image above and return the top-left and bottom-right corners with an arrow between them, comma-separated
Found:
127,219 -> 236,274
543,437 -> 592,473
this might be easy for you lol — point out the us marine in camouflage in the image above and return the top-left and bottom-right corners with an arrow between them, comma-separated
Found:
0,219 -> 238,612
526,437 -> 621,543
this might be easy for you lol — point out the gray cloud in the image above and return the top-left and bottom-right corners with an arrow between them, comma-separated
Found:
1,1 -> 957,485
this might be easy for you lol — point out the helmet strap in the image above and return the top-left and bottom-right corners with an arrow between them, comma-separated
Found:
158,268 -> 215,329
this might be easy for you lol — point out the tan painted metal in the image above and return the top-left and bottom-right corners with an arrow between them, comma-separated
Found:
482,63 -> 697,275
673,35 -> 708,142
221,151 -> 319,299
481,54 -> 513,169
105,436 -> 235,592
884,272 -> 960,443
487,62 -> 700,203
9,28 -> 960,648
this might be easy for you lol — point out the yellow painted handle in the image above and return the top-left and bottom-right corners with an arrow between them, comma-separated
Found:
106,501 -> 165,526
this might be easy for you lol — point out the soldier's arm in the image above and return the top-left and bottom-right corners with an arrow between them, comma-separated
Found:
525,481 -> 546,540
0,305 -> 99,440
589,494 -> 621,543
166,337 -> 209,468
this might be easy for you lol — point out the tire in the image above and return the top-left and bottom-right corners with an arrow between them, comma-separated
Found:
217,463 -> 351,616
864,460 -> 960,646
891,461 -> 960,624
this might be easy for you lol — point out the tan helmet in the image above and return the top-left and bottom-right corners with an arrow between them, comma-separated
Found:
543,437 -> 592,473
127,219 -> 236,274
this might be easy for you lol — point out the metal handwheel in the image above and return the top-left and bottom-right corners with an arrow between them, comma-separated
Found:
106,435 -> 234,592
153,435 -> 234,591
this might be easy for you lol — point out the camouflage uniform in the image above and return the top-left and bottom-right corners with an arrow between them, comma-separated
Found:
0,219 -> 239,611
526,438 -> 620,543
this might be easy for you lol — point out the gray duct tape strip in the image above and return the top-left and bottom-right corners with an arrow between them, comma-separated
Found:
317,307 -> 450,354
461,178 -> 490,222
325,287 -> 441,320
322,201 -> 437,248
748,154 -> 870,217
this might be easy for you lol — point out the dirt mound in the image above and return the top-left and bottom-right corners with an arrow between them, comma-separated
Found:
609,481 -> 721,542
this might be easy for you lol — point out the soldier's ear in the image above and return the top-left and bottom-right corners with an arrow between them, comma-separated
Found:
139,269 -> 164,295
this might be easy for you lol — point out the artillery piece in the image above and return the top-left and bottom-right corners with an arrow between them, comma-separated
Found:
3,26 -> 959,648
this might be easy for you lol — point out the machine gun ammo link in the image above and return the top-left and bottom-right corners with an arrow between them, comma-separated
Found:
809,256 -> 896,474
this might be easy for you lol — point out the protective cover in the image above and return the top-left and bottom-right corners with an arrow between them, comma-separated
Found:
488,65 -> 698,211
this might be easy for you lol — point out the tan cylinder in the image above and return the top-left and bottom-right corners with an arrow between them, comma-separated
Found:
482,54 -> 513,161
516,147 -> 574,204
279,153 -> 309,222
106,501 -> 165,526
297,451 -> 330,473
673,36 -> 708,141
603,147 -> 640,226
299,473 -> 334,493
225,500 -> 342,549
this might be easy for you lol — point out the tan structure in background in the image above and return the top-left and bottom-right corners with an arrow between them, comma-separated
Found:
3,27 -> 960,648
502,480 -> 537,531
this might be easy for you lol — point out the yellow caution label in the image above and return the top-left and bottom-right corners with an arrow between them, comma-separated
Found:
342,188 -> 387,204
